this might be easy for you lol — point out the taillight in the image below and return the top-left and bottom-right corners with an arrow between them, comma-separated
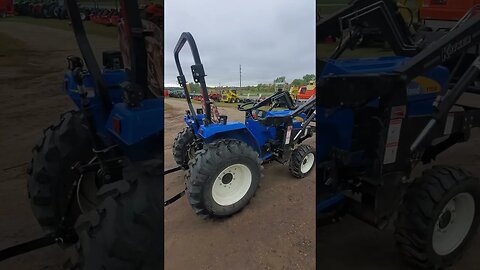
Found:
112,117 -> 121,134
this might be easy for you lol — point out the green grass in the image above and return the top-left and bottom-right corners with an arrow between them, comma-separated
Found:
317,41 -> 393,59
172,98 -> 290,110
184,99 -> 240,108
4,16 -> 117,38
317,4 -> 346,14
317,0 -> 350,14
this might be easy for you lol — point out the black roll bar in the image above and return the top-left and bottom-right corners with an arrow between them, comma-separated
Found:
119,0 -> 150,97
65,0 -> 111,111
174,32 -> 212,126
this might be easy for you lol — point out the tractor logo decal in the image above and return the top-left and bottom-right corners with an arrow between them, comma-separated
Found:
442,35 -> 472,62
409,76 -> 442,95
285,126 -> 293,145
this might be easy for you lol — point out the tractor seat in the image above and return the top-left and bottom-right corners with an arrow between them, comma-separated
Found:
258,110 -> 305,126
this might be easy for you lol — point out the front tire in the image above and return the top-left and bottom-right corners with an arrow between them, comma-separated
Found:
395,166 -> 480,269
186,140 -> 262,217
289,144 -> 315,178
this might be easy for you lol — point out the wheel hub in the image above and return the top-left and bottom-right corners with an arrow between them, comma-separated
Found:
211,164 -> 252,206
438,210 -> 453,230
221,173 -> 233,185
300,153 -> 315,174
432,193 -> 475,255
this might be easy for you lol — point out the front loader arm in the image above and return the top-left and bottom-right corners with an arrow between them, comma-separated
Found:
317,0 -> 417,56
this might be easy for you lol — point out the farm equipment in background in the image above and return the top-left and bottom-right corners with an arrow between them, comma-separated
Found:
296,80 -> 316,104
168,89 -> 185,98
0,0 -> 164,267
90,8 -> 120,26
420,0 -> 480,21
318,1 -> 480,269
0,0 -> 13,18
171,32 -> 316,217
89,2 -> 161,27
416,0 -> 480,31
144,1 -> 162,26
274,77 -> 288,92
191,93 -> 222,102
191,94 -> 203,101
208,92 -> 222,102
13,0 -> 90,20
221,89 -> 240,103
11,0 -> 160,25
289,85 -> 299,100
90,8 -> 108,24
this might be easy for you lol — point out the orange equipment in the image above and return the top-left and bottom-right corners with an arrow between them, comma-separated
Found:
296,81 -> 315,103
0,0 -> 13,17
420,0 -> 480,21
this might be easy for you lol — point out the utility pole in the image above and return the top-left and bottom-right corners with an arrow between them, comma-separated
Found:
239,64 -> 242,90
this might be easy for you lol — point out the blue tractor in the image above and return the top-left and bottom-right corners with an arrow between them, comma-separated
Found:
170,33 -> 316,217
19,0 -> 163,268
318,1 -> 480,269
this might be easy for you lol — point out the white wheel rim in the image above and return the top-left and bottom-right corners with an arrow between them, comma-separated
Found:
300,153 -> 315,174
211,164 -> 252,206
432,192 -> 475,256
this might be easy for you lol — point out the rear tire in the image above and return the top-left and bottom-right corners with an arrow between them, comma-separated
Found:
172,127 -> 195,169
395,166 -> 480,269
27,111 -> 94,235
289,144 -> 315,178
186,140 -> 262,217
66,160 -> 162,270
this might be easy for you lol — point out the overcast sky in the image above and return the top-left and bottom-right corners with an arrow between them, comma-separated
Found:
164,0 -> 315,87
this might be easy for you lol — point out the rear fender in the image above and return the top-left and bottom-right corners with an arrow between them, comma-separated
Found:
105,99 -> 163,161
200,122 -> 263,156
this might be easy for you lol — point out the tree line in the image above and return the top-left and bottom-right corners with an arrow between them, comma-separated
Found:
166,74 -> 315,94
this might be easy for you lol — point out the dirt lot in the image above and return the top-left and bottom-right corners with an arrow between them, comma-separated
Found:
164,98 -> 316,270
0,21 -> 118,269
0,20 -> 316,270
3,16 -> 480,270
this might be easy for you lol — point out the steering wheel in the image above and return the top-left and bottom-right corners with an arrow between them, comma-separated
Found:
238,101 -> 257,111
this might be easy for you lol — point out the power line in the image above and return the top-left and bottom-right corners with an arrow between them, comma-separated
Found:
239,64 -> 242,89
